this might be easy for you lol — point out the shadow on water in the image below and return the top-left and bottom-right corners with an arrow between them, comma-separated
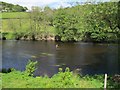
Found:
1,40 -> 120,76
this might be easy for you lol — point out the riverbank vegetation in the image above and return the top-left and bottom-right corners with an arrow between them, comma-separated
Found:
1,69 -> 104,88
1,60 -> 120,88
1,1 -> 120,42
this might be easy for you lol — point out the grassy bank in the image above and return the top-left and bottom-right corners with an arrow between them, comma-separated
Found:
1,69 -> 120,88
0,60 -> 105,88
2,70 -> 104,88
1,60 -> 120,88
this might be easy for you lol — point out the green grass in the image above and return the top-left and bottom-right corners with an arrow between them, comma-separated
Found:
0,12 -> 29,19
2,70 -> 104,88
1,11 -> 55,37
2,19 -> 31,32
1,16 -> 55,40
1,60 -> 119,88
4,32 -> 16,40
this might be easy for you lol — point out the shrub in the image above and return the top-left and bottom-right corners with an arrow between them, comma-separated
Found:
25,60 -> 37,76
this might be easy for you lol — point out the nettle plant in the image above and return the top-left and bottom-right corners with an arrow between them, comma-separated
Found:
25,60 -> 38,76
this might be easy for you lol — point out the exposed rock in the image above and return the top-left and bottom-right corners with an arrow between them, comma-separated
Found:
2,36 -> 6,40
55,35 -> 61,41
112,74 -> 120,83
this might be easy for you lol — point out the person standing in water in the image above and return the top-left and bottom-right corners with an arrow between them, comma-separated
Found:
56,44 -> 58,48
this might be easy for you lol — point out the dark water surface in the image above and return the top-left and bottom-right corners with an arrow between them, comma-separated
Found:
1,40 -> 120,76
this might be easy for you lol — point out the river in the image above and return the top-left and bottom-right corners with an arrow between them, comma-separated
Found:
1,40 -> 120,76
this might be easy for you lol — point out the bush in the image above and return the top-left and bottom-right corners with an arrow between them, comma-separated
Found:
5,32 -> 15,40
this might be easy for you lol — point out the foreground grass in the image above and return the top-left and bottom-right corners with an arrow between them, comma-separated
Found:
2,70 -> 104,88
1,60 -> 120,88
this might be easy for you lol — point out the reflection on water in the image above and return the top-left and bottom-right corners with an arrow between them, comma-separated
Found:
1,40 -> 120,76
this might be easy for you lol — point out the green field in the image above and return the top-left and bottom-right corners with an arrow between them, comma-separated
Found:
1,12 -> 55,40
2,18 -> 55,33
0,12 -> 29,19
1,12 -> 30,32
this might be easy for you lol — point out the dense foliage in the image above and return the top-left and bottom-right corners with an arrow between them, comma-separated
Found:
53,9 -> 82,41
53,2 -> 120,42
0,2 -> 28,12
85,2 -> 119,42
1,1 -> 120,42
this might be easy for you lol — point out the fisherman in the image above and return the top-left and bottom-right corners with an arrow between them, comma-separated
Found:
56,44 -> 58,48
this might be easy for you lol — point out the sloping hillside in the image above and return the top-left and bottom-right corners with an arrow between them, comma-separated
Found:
0,1 -> 28,12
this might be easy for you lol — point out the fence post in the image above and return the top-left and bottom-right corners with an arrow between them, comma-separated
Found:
104,73 -> 107,89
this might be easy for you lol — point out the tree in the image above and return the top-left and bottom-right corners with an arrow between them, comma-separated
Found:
53,9 -> 81,41
84,2 -> 119,42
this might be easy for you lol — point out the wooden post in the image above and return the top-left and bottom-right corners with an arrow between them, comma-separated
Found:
104,74 -> 107,89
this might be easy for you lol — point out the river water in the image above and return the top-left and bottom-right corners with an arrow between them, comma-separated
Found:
1,40 -> 120,76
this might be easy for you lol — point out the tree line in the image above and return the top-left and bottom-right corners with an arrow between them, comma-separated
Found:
28,2 -> 120,42
2,1 -> 120,42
